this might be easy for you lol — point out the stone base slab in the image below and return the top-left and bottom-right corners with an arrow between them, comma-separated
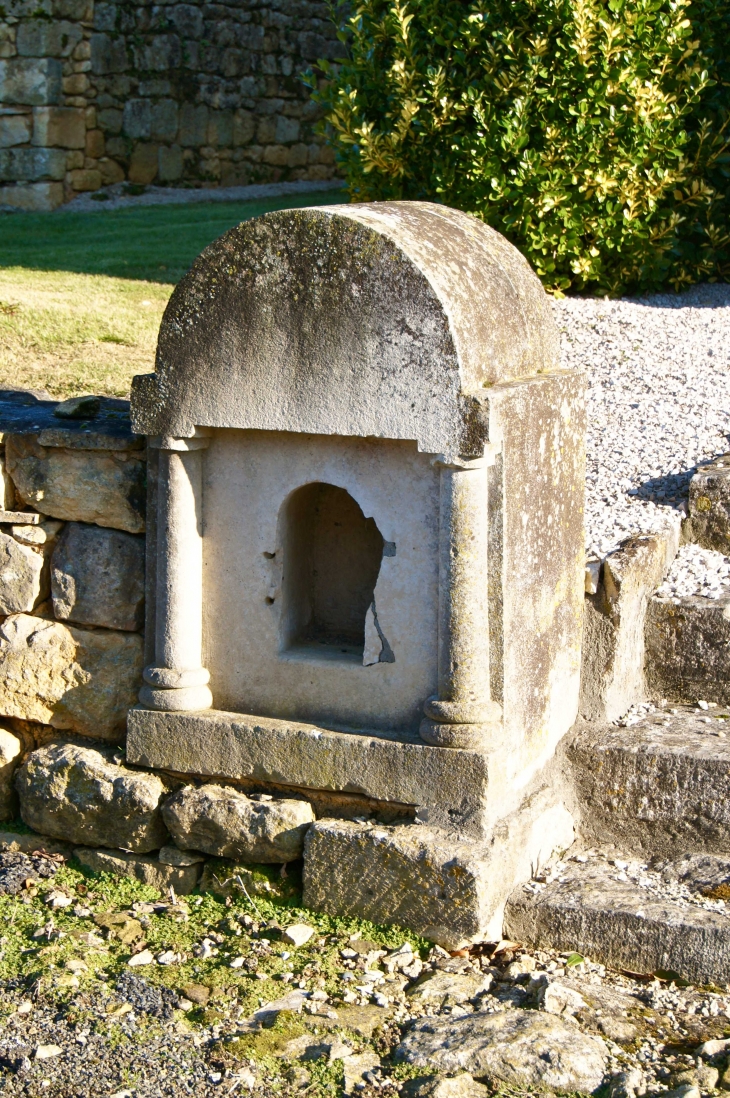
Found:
301,786 -> 574,949
127,707 -> 493,838
504,856 -> 730,986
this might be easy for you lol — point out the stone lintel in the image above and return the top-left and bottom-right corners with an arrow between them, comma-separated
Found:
126,707 -> 491,837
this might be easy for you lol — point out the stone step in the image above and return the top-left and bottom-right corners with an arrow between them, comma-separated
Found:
566,708 -> 730,859
645,594 -> 730,706
504,851 -> 730,986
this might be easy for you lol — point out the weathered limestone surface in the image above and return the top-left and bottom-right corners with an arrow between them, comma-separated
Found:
580,530 -> 679,722
482,370 -> 585,779
132,205 -> 559,447
162,783 -> 314,863
127,707 -> 491,838
73,846 -> 201,894
407,971 -> 491,1007
645,595 -> 730,705
0,613 -> 143,740
687,454 -> 730,552
663,852 -> 730,896
567,713 -> 730,857
51,521 -> 145,631
0,726 -> 23,820
504,857 -> 730,986
0,529 -> 47,614
302,788 -> 574,948
15,742 -> 168,853
6,433 -> 145,533
402,1077 -> 489,1098
395,1010 -> 608,1094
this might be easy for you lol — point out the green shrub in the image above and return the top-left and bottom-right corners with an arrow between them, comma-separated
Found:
312,0 -> 730,295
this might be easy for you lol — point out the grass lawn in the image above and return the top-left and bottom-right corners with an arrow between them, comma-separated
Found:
0,188 -> 346,399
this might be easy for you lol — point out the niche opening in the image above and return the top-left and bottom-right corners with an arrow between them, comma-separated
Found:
281,482 -> 384,660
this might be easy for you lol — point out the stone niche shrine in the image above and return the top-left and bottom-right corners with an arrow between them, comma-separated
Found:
127,201 -> 586,945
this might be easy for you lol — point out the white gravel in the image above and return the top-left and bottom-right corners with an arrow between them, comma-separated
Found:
656,543 -> 730,600
555,284 -> 730,561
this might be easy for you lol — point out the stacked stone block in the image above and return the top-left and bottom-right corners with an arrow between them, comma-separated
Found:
0,0 -> 341,209
0,392 -> 146,812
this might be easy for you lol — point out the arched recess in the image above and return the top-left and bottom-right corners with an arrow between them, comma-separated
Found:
279,482 -> 384,659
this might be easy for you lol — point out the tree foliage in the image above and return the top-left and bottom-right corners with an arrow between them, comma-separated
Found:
311,0 -> 730,295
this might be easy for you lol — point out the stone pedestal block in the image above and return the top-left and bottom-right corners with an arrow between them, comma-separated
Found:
580,527 -> 679,722
504,855 -> 730,987
688,453 -> 730,552
566,711 -> 730,858
645,595 -> 730,705
127,707 -> 493,839
302,788 -> 573,948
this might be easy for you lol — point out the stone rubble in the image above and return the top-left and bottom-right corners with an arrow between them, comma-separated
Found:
161,784 -> 315,864
0,849 -> 728,1098
50,522 -> 146,632
14,742 -> 169,853
0,726 -> 22,819
394,1008 -> 609,1093
0,613 -> 143,740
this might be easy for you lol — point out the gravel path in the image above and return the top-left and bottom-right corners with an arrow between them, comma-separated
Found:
59,179 -> 344,214
555,284 -> 730,564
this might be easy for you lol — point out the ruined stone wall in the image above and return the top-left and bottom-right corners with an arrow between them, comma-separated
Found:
0,0 -> 340,210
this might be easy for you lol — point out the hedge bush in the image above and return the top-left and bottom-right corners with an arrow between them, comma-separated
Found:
311,0 -> 730,295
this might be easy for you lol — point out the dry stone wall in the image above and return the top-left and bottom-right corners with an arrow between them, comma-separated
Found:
0,0 -> 341,210
0,390 -> 146,795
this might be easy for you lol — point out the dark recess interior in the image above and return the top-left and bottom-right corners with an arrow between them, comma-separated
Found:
281,482 -> 384,657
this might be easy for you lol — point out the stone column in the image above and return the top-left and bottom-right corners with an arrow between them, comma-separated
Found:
139,434 -> 213,712
420,456 -> 502,749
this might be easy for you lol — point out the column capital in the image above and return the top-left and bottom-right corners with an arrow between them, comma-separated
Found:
431,442 -> 501,472
149,428 -> 212,452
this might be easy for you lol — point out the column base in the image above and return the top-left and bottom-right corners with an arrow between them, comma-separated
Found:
419,718 -> 501,749
138,683 -> 213,712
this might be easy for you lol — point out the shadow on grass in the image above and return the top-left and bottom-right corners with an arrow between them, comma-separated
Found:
0,188 -> 348,285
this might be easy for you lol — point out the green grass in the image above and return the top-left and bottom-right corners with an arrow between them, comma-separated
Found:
0,855 -> 429,1098
0,188 -> 347,284
0,188 -> 347,398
